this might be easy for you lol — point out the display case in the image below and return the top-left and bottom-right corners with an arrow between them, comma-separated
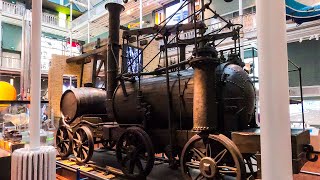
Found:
0,100 -> 55,153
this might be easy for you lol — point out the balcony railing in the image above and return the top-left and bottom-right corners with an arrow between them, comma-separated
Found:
210,13 -> 257,33
0,56 -> 49,71
0,56 -> 21,70
0,0 -> 68,29
1,1 -> 25,16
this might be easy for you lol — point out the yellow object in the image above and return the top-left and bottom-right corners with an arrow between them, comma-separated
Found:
79,166 -> 94,172
0,139 -> 4,149
0,81 -> 17,111
4,141 -> 11,151
61,160 -> 76,166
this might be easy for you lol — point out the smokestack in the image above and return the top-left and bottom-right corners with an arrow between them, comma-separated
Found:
105,3 -> 124,99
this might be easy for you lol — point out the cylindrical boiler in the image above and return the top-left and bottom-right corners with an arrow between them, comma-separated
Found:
60,87 -> 107,122
113,63 -> 255,132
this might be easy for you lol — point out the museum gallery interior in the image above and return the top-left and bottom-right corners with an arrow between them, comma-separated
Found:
0,0 -> 320,179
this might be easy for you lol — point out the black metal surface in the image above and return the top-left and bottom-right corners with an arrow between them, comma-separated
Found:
56,125 -> 73,157
113,64 -> 254,133
60,87 -> 107,122
105,3 -> 124,100
116,127 -> 155,178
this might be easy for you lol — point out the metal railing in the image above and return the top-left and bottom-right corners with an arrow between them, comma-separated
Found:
210,13 -> 257,33
1,1 -> 25,16
0,56 -> 21,70
0,0 -> 69,29
72,3 -> 107,29
0,56 -> 50,71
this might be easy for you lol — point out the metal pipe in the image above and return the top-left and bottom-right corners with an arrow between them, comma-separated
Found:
87,0 -> 90,43
70,1 -> 73,56
164,35 -> 173,147
30,0 -> 42,149
139,0 -> 142,28
80,61 -> 84,87
193,0 -> 198,56
239,0 -> 244,59
105,3 -> 124,99
299,67 -> 305,130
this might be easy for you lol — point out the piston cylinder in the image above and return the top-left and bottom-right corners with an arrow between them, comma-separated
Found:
190,47 -> 220,131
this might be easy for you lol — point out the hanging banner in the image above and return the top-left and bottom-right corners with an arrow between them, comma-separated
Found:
286,0 -> 320,24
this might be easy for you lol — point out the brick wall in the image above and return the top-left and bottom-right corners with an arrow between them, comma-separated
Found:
48,55 -> 93,121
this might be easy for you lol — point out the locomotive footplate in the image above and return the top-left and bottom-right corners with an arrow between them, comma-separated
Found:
231,128 -> 316,178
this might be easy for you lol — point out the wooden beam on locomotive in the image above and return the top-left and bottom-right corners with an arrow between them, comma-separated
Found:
122,22 -> 207,37
161,30 -> 239,49
82,38 -> 109,53
66,45 -> 108,64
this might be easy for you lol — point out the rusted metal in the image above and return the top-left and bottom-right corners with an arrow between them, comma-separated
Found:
60,87 -> 107,122
189,47 -> 220,131
122,22 -> 206,37
66,46 -> 108,64
105,3 -> 124,100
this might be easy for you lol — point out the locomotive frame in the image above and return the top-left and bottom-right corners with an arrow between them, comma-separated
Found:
56,0 -> 318,180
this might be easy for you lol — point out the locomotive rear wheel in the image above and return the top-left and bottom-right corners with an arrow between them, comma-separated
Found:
56,125 -> 73,157
181,134 -> 246,180
72,126 -> 94,163
116,127 -> 155,179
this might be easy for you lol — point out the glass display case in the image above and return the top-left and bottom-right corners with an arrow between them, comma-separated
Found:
0,100 -> 55,152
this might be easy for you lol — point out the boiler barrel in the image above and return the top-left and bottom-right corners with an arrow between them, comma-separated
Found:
113,64 -> 255,131
113,70 -> 195,129
60,87 -> 107,121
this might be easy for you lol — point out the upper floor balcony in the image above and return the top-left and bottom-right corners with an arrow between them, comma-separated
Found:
0,56 -> 49,73
0,0 -> 69,36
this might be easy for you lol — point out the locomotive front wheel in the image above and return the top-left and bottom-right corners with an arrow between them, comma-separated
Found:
56,125 -> 73,157
181,134 -> 246,180
116,127 -> 155,179
72,126 -> 94,163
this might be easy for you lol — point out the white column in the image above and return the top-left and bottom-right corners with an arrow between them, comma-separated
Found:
239,0 -> 244,59
87,0 -> 90,43
139,0 -> 142,28
257,0 -> 293,179
30,0 -> 42,149
70,1 -> 73,56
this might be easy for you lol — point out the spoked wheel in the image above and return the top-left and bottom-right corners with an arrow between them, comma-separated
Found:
56,125 -> 73,157
102,139 -> 116,150
181,134 -> 246,180
116,127 -> 155,179
72,126 -> 94,163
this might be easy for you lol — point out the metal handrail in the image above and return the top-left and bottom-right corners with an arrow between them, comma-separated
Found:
0,0 -> 69,28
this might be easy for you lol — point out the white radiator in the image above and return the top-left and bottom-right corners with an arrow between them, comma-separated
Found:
11,146 -> 56,180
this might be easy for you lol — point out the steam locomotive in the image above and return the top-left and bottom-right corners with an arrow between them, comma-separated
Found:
55,1 -> 313,180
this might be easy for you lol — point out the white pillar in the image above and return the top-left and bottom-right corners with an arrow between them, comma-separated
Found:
30,0 -> 42,149
257,0 -> 293,179
70,1 -> 73,56
87,0 -> 90,43
139,0 -> 142,28
239,0 -> 244,59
